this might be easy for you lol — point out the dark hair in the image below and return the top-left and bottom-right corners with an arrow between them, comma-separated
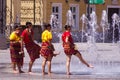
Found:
14,25 -> 22,30
44,23 -> 51,29
64,25 -> 71,30
26,22 -> 32,28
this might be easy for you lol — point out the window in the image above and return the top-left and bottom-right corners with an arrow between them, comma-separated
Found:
70,4 -> 79,31
51,3 -> 62,31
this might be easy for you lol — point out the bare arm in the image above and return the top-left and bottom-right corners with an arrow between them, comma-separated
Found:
20,37 -> 24,53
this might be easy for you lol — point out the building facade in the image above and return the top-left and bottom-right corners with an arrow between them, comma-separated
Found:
4,0 -> 120,42
5,0 -> 120,31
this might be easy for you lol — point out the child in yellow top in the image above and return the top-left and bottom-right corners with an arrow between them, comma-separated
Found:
40,24 -> 59,75
41,29 -> 52,42
9,26 -> 24,73
10,31 -> 21,41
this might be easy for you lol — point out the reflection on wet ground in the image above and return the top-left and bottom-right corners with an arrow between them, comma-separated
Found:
0,63 -> 120,80
1,43 -> 120,80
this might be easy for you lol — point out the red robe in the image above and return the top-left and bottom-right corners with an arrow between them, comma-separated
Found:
62,31 -> 79,55
40,42 -> 54,58
10,42 -> 24,66
21,29 -> 41,61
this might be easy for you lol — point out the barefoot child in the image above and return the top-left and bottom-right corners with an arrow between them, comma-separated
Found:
40,23 -> 59,75
62,25 -> 94,75
9,25 -> 24,73
21,22 -> 41,73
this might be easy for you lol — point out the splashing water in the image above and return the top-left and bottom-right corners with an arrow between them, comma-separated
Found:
28,10 -> 120,76
80,14 -> 89,42
88,11 -> 98,44
66,10 -> 74,27
50,14 -> 60,31
86,11 -> 99,62
100,10 -> 109,43
112,13 -> 120,43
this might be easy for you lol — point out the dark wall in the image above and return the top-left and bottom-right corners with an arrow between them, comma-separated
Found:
0,0 -> 6,34
33,25 -> 42,42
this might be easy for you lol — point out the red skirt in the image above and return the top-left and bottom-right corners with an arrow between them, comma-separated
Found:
25,42 -> 41,61
40,42 -> 54,58
63,43 -> 79,55
10,42 -> 24,66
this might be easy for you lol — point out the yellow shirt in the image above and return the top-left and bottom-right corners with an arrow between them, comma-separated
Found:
41,30 -> 52,42
9,32 -> 21,41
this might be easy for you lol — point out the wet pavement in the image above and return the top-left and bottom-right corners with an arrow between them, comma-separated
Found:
0,43 -> 120,80
0,63 -> 120,80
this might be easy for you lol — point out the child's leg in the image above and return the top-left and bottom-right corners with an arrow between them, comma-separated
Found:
42,57 -> 47,75
66,55 -> 71,75
47,61 -> 51,75
75,52 -> 93,68
12,63 -> 18,73
28,60 -> 35,73
12,63 -> 16,71
17,63 -> 24,73
47,55 -> 53,75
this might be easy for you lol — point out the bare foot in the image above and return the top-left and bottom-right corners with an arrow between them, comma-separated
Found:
13,70 -> 18,74
53,52 -> 60,57
28,72 -> 34,75
48,72 -> 54,75
67,72 -> 72,75
42,72 -> 47,76
48,72 -> 51,76
88,64 -> 94,68
19,70 -> 25,73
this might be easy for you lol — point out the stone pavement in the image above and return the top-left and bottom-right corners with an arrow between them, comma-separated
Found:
0,43 -> 120,80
